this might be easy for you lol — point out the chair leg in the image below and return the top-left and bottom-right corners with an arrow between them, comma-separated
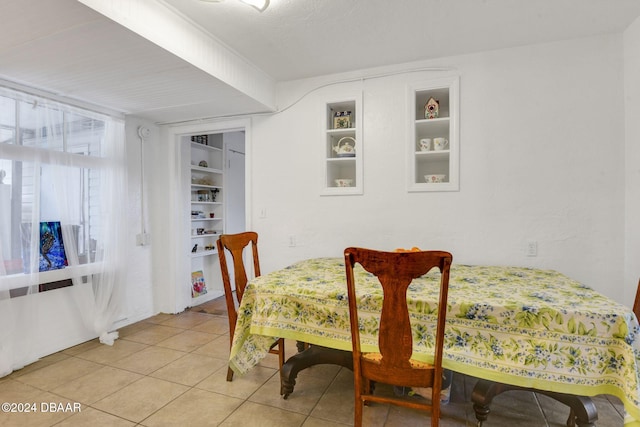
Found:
353,375 -> 364,427
432,404 -> 440,427
354,396 -> 363,427
226,366 -> 234,382
431,389 -> 441,427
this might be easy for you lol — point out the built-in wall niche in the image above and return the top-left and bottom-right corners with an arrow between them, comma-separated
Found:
407,76 -> 460,192
322,92 -> 363,196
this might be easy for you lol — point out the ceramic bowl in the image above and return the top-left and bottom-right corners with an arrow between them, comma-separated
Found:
335,179 -> 354,187
424,174 -> 446,183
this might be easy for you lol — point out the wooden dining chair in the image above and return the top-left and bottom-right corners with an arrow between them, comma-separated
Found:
217,232 -> 285,381
344,247 -> 452,427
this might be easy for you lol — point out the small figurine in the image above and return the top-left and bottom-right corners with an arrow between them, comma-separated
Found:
424,97 -> 439,119
191,244 -> 198,253
333,111 -> 352,129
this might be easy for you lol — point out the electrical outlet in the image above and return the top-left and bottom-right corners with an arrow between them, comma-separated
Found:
288,235 -> 296,247
526,240 -> 537,257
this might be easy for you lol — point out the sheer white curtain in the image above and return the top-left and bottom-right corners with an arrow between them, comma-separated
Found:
0,86 -> 127,377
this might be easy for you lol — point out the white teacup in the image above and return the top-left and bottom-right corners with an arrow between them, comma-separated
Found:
433,138 -> 449,151
418,138 -> 431,151
425,174 -> 446,183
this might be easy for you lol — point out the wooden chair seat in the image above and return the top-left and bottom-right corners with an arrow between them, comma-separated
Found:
362,352 -> 434,370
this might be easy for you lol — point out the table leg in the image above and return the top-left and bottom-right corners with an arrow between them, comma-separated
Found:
280,345 -> 353,399
471,379 -> 598,427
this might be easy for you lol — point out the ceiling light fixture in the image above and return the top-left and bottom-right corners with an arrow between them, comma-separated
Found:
199,0 -> 270,12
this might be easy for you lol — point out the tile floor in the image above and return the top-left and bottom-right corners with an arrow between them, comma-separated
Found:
0,297 -> 627,426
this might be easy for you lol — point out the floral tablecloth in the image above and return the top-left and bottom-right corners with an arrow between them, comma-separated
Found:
229,258 -> 640,423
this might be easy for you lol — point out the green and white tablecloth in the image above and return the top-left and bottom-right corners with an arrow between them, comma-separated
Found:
229,257 -> 640,424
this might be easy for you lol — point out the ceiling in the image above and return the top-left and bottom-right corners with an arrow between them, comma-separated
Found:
165,0 -> 640,81
1,0 -> 639,124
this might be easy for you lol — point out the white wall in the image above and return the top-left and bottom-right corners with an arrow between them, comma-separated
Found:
113,117 -> 157,326
251,34 -> 627,302
624,16 -> 640,304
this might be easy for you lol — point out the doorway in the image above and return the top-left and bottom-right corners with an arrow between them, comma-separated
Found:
157,119 -> 250,314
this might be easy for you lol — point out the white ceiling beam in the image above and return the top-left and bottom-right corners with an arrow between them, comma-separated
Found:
77,0 -> 276,111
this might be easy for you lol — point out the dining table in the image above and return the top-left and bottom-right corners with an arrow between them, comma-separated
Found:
228,257 -> 640,426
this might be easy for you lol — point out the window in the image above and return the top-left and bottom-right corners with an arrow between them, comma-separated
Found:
0,86 -> 122,293
0,86 -> 126,375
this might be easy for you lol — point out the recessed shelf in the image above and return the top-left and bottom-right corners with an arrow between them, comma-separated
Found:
191,249 -> 218,258
326,157 -> 356,163
191,184 -> 221,189
415,150 -> 450,157
326,128 -> 355,134
407,77 -> 459,192
191,165 -> 223,174
322,93 -> 363,195
191,141 -> 222,152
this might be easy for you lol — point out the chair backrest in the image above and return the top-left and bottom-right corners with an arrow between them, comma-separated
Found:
344,247 -> 452,380
217,232 -> 261,333
634,278 -> 640,322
